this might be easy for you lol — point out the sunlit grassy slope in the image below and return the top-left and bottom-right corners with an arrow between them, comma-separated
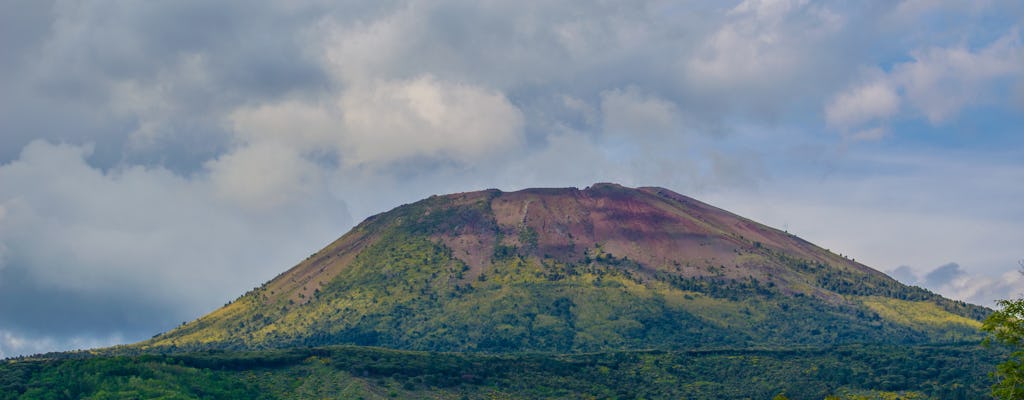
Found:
861,297 -> 982,336
140,184 -> 989,353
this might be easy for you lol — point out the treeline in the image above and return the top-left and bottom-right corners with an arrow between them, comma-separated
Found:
1,343 -> 1003,399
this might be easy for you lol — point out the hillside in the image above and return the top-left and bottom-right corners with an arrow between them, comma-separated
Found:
140,183 -> 988,353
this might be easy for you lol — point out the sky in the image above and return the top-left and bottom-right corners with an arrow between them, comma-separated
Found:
0,0 -> 1022,358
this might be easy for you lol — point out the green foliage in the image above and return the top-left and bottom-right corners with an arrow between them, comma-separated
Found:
144,228 -> 987,354
983,298 -> 1024,399
0,356 -> 262,400
12,186 -> 995,398
1,344 -> 1001,400
772,254 -> 989,322
141,186 -> 989,355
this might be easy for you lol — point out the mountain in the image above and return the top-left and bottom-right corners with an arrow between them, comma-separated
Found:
140,183 -> 987,353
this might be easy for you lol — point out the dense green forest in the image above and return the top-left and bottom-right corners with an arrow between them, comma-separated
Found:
1,343 -> 1001,399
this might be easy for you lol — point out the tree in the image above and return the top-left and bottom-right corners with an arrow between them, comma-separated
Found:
981,260 -> 1024,399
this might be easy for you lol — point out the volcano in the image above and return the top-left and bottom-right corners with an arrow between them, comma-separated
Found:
142,183 -> 986,353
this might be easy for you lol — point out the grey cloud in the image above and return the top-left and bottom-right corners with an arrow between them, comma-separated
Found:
887,265 -> 919,285
0,264 -> 179,339
923,262 -> 965,288
312,0 -> 871,138
0,141 -> 351,354
1,1 -> 335,171
3,0 -> 1015,172
911,261 -> 1024,307
0,330 -> 124,359
1,0 -> 1022,357
0,0 -> 992,172
883,263 -> 1022,307
935,266 -> 1024,308
0,0 -> 54,72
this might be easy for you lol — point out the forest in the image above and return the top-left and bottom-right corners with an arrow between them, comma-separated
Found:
0,342 -> 1002,399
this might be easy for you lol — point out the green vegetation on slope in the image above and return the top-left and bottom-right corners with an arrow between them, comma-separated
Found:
145,229 -> 984,353
144,227 -> 983,356
140,186 -> 988,354
4,186 -> 999,399
1,344 -> 1000,400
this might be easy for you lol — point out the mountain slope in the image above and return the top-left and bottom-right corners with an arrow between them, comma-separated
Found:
141,183 -> 987,353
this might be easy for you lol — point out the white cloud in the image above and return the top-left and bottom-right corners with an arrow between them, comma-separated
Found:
940,268 -> 1024,307
600,87 -> 681,137
339,76 -> 525,167
227,98 -> 340,152
686,0 -> 840,93
229,75 -> 525,170
886,263 -> 1024,307
318,4 -> 421,84
826,29 -> 1024,132
205,143 -> 323,211
894,31 -> 1024,123
825,82 -> 900,128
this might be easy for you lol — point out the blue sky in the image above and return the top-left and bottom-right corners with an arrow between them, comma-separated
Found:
0,0 -> 1022,357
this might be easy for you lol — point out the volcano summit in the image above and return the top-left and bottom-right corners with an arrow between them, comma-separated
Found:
143,183 -> 985,353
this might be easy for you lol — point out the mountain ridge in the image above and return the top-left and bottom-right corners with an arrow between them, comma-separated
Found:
140,183 -> 987,353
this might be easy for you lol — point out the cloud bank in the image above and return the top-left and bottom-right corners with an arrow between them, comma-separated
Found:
1,0 -> 1022,357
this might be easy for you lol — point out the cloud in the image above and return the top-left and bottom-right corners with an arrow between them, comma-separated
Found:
825,82 -> 900,129
923,262 -> 965,288
0,330 -> 124,359
887,265 -> 918,285
895,31 -> 1024,123
925,263 -> 1024,307
884,262 -> 1024,307
0,0 -> 333,171
0,141 -> 350,352
337,77 -> 525,167
228,75 -> 525,170
826,29 -> 1024,136
938,268 -> 1024,307
600,87 -> 681,137
205,143 -> 324,211
686,0 -> 843,96
0,0 -> 1022,357
705,148 -> 1024,306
